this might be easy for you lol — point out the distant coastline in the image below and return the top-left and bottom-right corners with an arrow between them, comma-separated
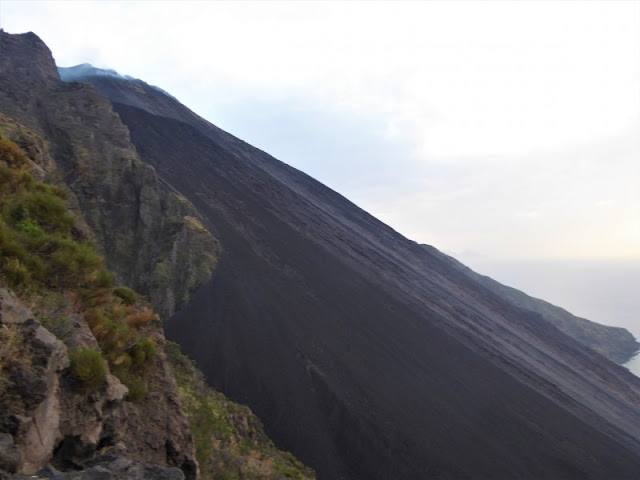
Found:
464,258 -> 640,377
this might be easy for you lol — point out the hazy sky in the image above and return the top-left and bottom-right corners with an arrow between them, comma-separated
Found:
2,1 -> 639,261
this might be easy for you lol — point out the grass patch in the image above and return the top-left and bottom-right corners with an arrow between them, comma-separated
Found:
0,134 -> 157,401
112,286 -> 138,305
39,315 -> 70,340
69,347 -> 107,391
83,302 -> 157,401
0,138 -> 102,291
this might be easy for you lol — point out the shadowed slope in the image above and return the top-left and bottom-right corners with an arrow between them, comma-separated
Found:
69,70 -> 640,480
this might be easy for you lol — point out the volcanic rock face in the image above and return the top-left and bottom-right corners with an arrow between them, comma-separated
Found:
3,30 -> 640,480
0,31 -> 219,320
63,68 -> 640,479
0,287 -> 195,479
0,289 -> 69,473
0,31 -> 199,478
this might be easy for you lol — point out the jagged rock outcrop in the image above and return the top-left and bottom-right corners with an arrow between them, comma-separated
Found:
0,31 -> 59,102
0,285 -> 196,479
0,30 -> 219,320
0,288 -> 69,473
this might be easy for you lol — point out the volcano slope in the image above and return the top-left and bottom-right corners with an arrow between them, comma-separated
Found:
64,68 -> 640,480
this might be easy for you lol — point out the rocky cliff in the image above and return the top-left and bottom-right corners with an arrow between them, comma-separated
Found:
0,31 -> 314,480
0,128 -> 197,478
0,287 -> 196,480
0,30 -> 219,320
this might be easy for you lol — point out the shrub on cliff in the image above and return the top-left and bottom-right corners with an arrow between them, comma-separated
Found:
112,286 -> 138,305
69,347 -> 107,390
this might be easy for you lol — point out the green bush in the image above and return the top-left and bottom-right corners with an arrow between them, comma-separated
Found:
113,286 -> 138,305
3,257 -> 30,286
122,375 -> 147,402
95,269 -> 114,288
150,260 -> 171,289
50,239 -> 103,286
69,347 -> 107,390
16,218 -> 45,237
8,191 -> 74,234
0,137 -> 28,167
131,337 -> 156,368
83,302 -> 157,402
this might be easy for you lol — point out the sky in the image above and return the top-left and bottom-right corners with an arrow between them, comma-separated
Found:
1,0 -> 639,261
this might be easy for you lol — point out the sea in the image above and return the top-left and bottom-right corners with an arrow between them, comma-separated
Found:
462,258 -> 640,377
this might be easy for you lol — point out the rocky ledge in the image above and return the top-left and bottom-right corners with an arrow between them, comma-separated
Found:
0,287 -> 196,480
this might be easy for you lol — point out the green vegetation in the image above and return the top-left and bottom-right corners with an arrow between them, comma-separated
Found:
83,301 -> 157,400
0,324 -> 23,395
166,341 -> 315,480
112,286 -> 138,305
184,215 -> 208,232
0,134 -> 157,401
169,192 -> 193,207
39,315 -> 70,339
0,137 -> 102,291
69,347 -> 107,390
150,259 -> 172,289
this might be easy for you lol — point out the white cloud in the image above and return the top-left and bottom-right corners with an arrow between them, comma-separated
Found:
2,0 -> 638,260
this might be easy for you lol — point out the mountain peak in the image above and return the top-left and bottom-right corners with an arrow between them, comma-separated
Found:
58,64 -> 177,102
58,63 -> 136,82
0,30 -> 59,90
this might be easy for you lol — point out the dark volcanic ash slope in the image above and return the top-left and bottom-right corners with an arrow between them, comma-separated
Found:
65,67 -> 640,479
